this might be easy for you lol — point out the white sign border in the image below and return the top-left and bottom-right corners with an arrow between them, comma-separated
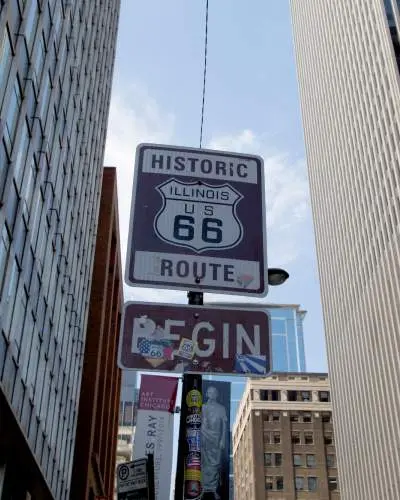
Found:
125,143 -> 268,297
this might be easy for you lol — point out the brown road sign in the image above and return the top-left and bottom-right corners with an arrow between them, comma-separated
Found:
118,302 -> 271,376
125,143 -> 268,296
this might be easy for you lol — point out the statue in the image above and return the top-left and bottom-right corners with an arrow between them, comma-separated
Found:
201,386 -> 228,499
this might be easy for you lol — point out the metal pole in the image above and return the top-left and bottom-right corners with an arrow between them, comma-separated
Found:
147,453 -> 156,500
174,292 -> 203,500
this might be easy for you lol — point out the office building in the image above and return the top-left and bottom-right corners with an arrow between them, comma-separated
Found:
233,374 -> 339,500
116,371 -> 139,463
0,1 -> 120,498
291,1 -> 400,498
70,168 -> 123,499
204,303 -> 307,499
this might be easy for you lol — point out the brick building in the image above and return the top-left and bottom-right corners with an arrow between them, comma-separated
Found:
233,374 -> 340,500
70,168 -> 123,499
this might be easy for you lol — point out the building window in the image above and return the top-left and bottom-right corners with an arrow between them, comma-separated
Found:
290,413 -> 299,422
265,476 -> 273,490
328,477 -> 338,490
264,431 -> 271,444
319,391 -> 330,402
4,78 -> 23,150
304,432 -> 314,445
303,412 -> 312,423
295,477 -> 304,491
0,27 -> 13,98
276,476 -> 284,490
324,433 -> 333,445
271,390 -> 280,401
0,139 -> 10,198
308,476 -> 317,491
327,454 -> 336,467
322,412 -> 331,423
0,227 -> 11,294
13,119 -> 30,188
273,432 -> 281,444
264,453 -> 272,466
288,390 -> 297,401
264,453 -> 282,466
301,391 -> 311,401
271,412 -> 280,422
292,432 -> 301,444
293,454 -> 302,467
260,389 -> 280,401
306,454 -> 316,467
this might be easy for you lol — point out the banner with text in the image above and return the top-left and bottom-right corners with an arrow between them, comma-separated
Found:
134,375 -> 178,500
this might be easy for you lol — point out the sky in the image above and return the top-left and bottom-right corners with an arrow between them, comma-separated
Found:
104,0 -> 327,372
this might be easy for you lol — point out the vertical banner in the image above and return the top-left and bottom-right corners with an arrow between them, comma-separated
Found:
134,375 -> 178,500
202,381 -> 231,500
179,374 -> 203,500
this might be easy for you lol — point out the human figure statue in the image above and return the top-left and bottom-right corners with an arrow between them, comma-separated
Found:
201,386 -> 227,499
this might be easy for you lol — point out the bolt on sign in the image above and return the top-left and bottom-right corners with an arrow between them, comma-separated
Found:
118,302 -> 271,375
125,144 -> 267,296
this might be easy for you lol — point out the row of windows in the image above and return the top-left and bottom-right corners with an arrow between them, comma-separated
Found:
264,452 -> 336,468
263,411 -> 332,423
258,389 -> 330,401
264,430 -> 332,445
291,431 -> 334,445
265,475 -> 339,492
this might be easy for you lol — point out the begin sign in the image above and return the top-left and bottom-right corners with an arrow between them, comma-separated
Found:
118,302 -> 271,375
126,144 -> 267,296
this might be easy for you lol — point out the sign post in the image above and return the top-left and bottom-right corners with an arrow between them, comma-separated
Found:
117,457 -> 155,500
125,144 -> 267,297
122,142 -> 274,500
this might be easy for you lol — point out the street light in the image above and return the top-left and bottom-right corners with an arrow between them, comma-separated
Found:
268,267 -> 290,286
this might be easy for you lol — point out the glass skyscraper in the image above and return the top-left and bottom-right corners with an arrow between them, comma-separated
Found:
0,1 -> 119,498
204,302 -> 307,499
291,1 -> 400,498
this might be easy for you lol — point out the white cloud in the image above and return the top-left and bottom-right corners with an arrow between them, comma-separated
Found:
104,82 -> 186,303
210,130 -> 311,268
104,86 -> 310,304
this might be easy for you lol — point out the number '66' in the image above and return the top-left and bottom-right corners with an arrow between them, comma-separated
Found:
173,215 -> 223,243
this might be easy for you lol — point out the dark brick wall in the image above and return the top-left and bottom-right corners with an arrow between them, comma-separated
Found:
70,167 -> 123,499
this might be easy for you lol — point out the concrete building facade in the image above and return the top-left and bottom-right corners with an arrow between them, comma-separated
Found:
233,374 -> 339,500
0,1 -> 120,498
291,1 -> 400,498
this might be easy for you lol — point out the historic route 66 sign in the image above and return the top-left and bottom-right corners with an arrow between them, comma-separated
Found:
126,143 -> 267,296
154,179 -> 243,252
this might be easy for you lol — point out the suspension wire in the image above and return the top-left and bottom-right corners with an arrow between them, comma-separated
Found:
199,0 -> 209,148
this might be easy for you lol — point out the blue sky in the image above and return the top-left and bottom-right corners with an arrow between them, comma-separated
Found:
104,0 -> 327,372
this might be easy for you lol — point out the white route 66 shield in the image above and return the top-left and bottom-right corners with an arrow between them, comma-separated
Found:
154,178 -> 243,252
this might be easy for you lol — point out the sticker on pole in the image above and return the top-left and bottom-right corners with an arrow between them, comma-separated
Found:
125,143 -> 267,296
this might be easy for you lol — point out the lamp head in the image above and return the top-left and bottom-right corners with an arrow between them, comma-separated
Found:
268,268 -> 289,286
